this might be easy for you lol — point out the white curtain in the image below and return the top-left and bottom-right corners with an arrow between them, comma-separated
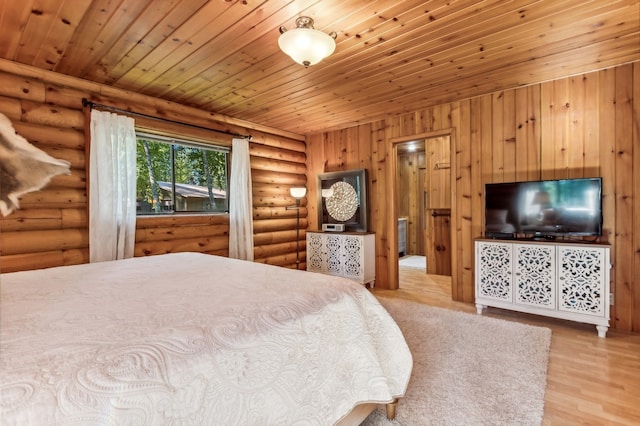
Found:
89,109 -> 137,262
229,137 -> 254,261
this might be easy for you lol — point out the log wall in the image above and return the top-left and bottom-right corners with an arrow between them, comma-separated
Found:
307,62 -> 640,333
0,60 -> 307,272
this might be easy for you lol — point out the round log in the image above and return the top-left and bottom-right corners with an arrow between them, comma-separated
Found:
1,229 -> 88,255
254,252 -> 307,268
254,229 -> 304,246
249,143 -> 306,163
0,71 -> 46,102
136,214 -> 229,228
18,188 -> 86,209
0,208 -> 86,232
251,169 -> 306,185
251,156 -> 306,174
0,248 -> 88,273
12,120 -> 85,150
0,95 -> 22,119
135,223 -> 228,243
134,236 -> 229,256
20,100 -> 84,130
253,241 -> 299,258
253,217 -> 308,233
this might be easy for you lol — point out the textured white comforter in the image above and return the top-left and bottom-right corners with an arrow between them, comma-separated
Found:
0,252 -> 412,425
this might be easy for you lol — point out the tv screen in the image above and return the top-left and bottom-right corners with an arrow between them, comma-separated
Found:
484,177 -> 603,238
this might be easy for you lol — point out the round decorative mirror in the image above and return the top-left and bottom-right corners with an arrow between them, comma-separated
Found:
325,181 -> 358,222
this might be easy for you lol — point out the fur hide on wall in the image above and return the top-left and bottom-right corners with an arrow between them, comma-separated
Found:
0,113 -> 71,217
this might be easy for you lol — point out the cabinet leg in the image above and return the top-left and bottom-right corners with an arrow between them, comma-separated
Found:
596,325 -> 608,338
475,303 -> 486,315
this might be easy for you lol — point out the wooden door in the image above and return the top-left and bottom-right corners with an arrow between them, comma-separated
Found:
425,136 -> 451,210
425,135 -> 452,275
417,168 -> 426,255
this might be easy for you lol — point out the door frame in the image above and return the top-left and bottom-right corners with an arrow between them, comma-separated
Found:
387,128 -> 456,295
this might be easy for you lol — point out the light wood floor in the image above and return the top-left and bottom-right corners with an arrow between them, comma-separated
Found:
372,267 -> 640,426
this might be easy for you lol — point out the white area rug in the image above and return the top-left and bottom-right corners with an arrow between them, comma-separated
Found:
363,298 -> 552,426
399,255 -> 426,270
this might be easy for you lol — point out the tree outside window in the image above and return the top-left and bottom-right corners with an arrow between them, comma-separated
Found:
136,134 -> 229,214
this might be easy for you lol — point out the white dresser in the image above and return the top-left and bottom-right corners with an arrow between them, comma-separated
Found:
475,239 -> 611,337
306,231 -> 375,287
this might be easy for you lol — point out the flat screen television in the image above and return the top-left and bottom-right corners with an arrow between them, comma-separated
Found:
484,177 -> 603,239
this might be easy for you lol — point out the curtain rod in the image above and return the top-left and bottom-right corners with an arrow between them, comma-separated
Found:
82,98 -> 251,140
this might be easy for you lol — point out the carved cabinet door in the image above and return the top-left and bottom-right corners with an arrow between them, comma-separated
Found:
513,244 -> 556,309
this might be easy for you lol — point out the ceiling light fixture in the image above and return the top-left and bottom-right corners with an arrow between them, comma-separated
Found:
278,17 -> 337,68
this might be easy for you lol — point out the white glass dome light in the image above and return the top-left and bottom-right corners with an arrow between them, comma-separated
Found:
278,17 -> 337,68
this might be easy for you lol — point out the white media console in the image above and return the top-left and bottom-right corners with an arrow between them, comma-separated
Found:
474,238 -> 611,337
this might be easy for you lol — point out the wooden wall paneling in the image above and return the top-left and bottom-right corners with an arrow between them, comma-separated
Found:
505,89 -> 518,181
568,75 -> 586,177
540,81 -> 556,181
336,129 -> 348,169
345,126 -> 360,170
633,62 -> 640,332
490,91 -> 506,183
583,73 -> 600,174
598,69 -> 617,246
455,99 -> 472,302
432,104 -> 450,131
448,102 -> 461,301
519,85 -> 541,182
472,96 -> 492,301
554,78 -> 571,179
305,64 -> 638,318
381,127 -> 398,290
417,108 -> 434,133
613,64 -> 634,331
369,120 -> 390,288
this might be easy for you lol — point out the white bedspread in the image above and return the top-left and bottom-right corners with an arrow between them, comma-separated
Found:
0,252 -> 412,425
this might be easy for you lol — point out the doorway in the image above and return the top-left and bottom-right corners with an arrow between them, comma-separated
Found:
395,135 -> 452,277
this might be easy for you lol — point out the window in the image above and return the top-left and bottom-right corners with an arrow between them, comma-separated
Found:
136,132 -> 229,214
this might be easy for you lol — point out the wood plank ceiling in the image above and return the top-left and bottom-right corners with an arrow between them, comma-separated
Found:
0,0 -> 638,135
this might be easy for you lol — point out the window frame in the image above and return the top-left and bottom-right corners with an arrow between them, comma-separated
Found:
135,130 -> 231,216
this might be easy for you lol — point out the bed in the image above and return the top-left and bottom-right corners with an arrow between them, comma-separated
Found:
0,252 -> 412,425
